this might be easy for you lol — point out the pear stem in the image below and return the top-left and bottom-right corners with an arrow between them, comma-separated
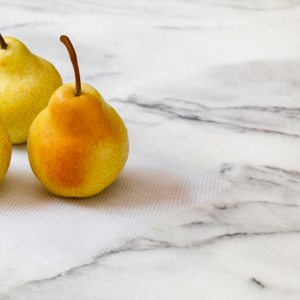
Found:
0,34 -> 7,50
60,35 -> 81,97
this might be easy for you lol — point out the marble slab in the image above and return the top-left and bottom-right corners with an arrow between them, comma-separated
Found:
0,0 -> 299,299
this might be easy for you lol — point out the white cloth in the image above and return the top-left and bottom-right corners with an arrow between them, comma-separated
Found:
0,145 -> 232,278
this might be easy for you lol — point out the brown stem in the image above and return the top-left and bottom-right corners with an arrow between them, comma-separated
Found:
0,34 -> 7,50
60,35 -> 81,96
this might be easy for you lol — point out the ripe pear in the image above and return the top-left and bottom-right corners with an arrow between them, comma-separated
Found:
0,114 -> 12,182
28,35 -> 129,198
0,34 -> 62,144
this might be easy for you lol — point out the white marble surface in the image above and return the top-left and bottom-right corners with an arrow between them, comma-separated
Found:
1,0 -> 300,299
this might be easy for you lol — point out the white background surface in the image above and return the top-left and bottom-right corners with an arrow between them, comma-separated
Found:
0,0 -> 300,299
0,144 -> 231,277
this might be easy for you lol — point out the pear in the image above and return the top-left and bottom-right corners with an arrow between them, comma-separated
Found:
0,34 -> 62,144
0,113 -> 12,182
28,35 -> 129,198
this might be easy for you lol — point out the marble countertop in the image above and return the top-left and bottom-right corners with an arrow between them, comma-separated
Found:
1,0 -> 300,299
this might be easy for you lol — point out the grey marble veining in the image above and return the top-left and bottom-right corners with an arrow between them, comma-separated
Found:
0,0 -> 300,299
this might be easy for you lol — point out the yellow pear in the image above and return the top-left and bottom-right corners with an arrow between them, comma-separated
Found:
0,114 -> 12,182
28,35 -> 129,198
0,34 -> 62,144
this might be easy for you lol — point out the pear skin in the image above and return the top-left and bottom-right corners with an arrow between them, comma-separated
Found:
0,114 -> 12,181
28,82 -> 129,198
0,36 -> 63,144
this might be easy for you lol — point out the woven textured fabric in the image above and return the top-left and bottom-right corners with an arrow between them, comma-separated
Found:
0,145 -> 232,278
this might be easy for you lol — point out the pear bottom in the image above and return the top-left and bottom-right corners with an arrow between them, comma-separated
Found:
28,109 -> 129,198
0,117 -> 12,181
